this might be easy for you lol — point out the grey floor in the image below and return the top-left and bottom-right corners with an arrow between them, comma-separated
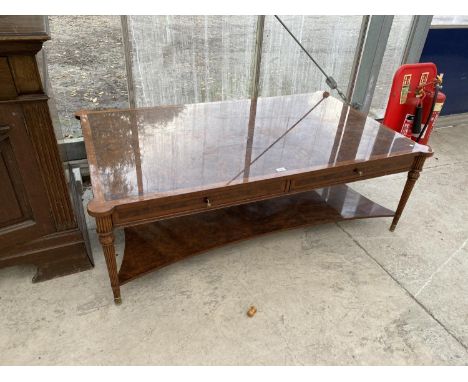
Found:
1,123 -> 468,365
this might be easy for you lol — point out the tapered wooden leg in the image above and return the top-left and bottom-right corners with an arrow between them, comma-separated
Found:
96,215 -> 121,304
390,155 -> 426,231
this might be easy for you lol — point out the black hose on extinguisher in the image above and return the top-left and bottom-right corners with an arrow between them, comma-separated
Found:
412,104 -> 423,136
416,84 -> 440,143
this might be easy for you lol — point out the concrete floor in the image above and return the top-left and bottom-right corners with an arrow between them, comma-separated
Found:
1,124 -> 468,365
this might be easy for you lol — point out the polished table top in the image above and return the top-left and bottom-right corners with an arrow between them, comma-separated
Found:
77,92 -> 431,204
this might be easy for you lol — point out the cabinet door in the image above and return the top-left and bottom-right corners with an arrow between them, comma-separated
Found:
0,103 -> 55,251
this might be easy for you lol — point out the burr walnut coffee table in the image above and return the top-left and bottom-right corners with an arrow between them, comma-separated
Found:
76,91 -> 432,304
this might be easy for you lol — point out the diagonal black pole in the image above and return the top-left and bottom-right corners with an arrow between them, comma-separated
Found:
274,15 -> 349,104
227,92 -> 329,185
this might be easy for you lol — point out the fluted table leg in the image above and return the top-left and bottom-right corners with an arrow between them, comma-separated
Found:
96,214 -> 121,304
390,155 -> 426,232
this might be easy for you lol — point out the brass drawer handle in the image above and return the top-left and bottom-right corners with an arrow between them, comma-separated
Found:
354,168 -> 363,176
204,197 -> 212,207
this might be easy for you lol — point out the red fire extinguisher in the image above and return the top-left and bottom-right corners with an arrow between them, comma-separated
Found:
382,63 -> 446,146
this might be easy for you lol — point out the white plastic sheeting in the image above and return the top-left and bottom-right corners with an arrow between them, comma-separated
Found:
431,15 -> 468,25
125,16 -> 258,107
259,15 -> 363,97
124,15 -> 364,107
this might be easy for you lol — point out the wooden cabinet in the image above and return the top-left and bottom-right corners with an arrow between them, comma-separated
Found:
0,16 -> 93,281
0,104 -> 55,247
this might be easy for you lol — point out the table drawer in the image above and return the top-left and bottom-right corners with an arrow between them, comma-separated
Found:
114,178 -> 288,225
290,156 -> 414,193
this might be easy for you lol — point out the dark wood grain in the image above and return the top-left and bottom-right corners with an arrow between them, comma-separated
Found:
0,228 -> 93,282
390,155 -> 427,231
22,100 -> 76,230
0,124 -> 31,228
78,91 -> 432,304
9,55 -> 43,94
96,215 -> 121,304
0,102 -> 55,247
0,21 -> 93,282
0,58 -> 18,100
0,16 -> 49,39
78,92 -> 431,215
119,185 -> 394,285
112,177 -> 288,227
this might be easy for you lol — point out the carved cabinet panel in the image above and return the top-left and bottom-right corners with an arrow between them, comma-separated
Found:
0,126 -> 31,228
0,16 -> 93,281
0,103 -> 55,251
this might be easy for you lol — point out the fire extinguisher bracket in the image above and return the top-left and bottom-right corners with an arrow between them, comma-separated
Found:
382,63 -> 446,146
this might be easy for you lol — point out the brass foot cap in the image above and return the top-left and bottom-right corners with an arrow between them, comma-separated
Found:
114,297 -> 122,305
389,225 -> 396,232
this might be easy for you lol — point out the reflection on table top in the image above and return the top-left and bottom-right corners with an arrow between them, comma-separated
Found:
77,91 -> 431,202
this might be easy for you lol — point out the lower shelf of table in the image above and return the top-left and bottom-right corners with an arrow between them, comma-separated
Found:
118,184 -> 394,284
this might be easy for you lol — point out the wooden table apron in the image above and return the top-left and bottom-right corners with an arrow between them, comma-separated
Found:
89,153 -> 428,305
77,93 -> 432,304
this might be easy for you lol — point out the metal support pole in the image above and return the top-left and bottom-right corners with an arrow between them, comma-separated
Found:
243,16 -> 265,180
346,16 -> 370,103
121,15 -> 136,109
249,15 -> 265,100
401,16 -> 433,64
350,15 -> 394,113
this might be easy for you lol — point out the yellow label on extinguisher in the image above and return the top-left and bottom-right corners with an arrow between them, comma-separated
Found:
433,102 -> 444,112
419,72 -> 429,86
400,74 -> 412,104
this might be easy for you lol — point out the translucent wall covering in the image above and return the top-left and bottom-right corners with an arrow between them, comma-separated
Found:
259,15 -> 363,97
45,16 -> 128,138
369,16 -> 413,118
125,16 -> 258,107
431,15 -> 468,25
125,16 -> 365,107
